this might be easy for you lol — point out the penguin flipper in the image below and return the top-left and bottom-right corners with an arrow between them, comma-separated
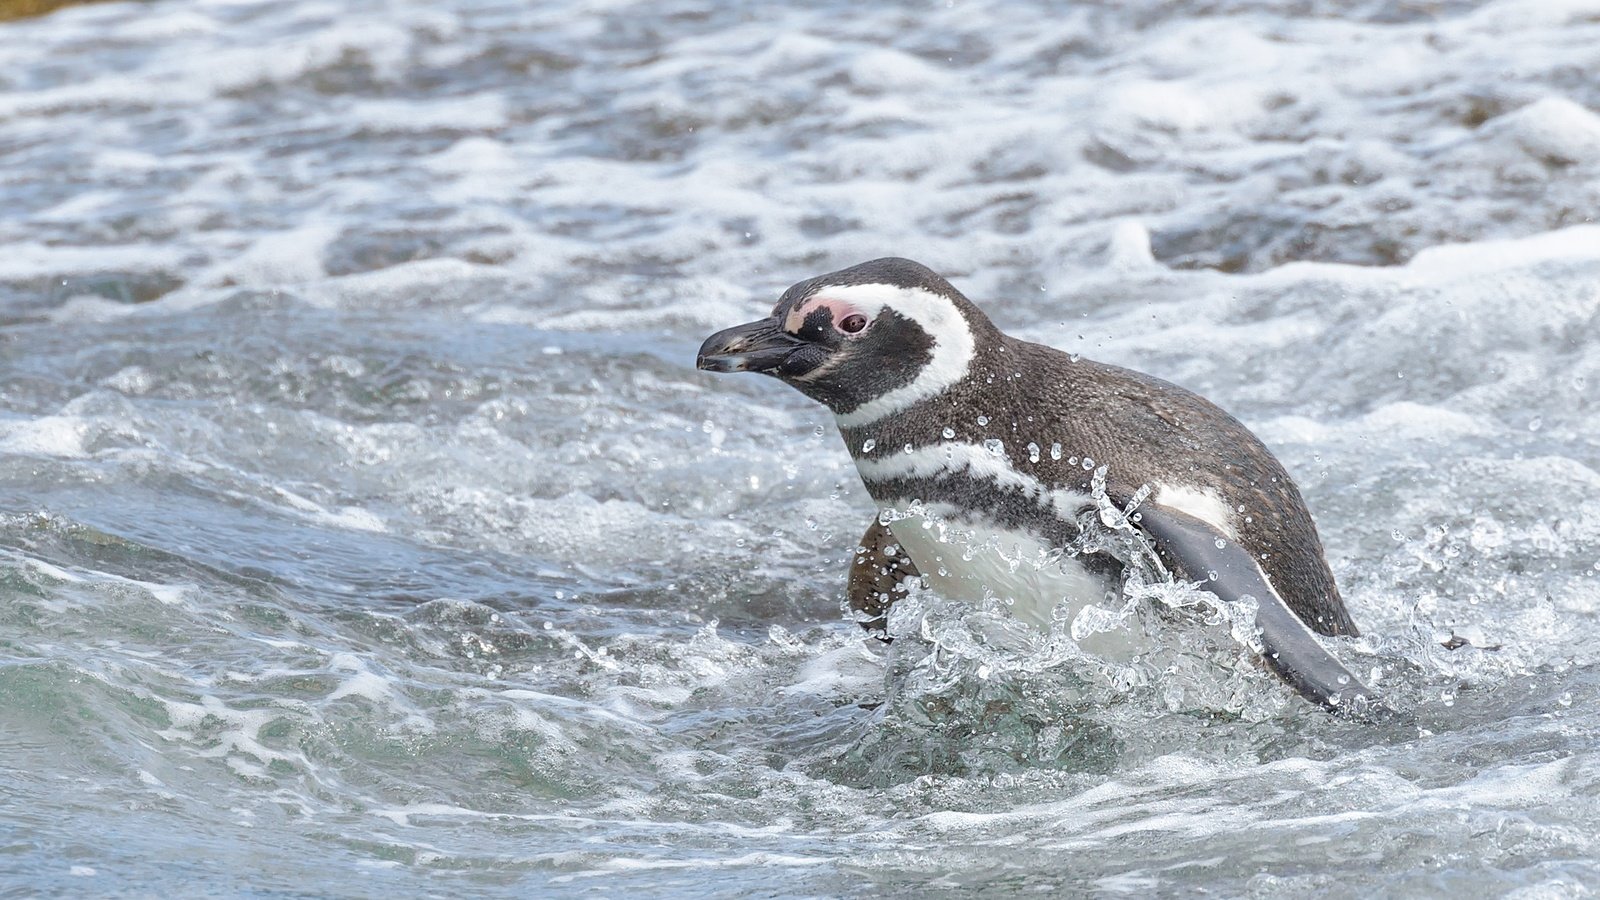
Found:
1135,504 -> 1383,717
847,518 -> 921,638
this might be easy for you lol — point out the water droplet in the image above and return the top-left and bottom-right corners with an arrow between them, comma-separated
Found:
861,439 -> 876,452
977,415 -> 990,426
1528,416 -> 1542,432
1214,538 -> 1226,549
813,425 -> 826,437
1050,442 -> 1062,460
983,439 -> 1005,456
942,427 -> 956,439
1081,457 -> 1094,470
1392,529 -> 1406,542
1027,442 -> 1040,462
1559,692 -> 1573,707
700,420 -> 715,433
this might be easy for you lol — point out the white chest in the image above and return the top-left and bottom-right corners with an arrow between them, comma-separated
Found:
885,508 -> 1136,656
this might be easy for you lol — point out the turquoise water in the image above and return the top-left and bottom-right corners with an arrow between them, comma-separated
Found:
3,0 -> 1600,895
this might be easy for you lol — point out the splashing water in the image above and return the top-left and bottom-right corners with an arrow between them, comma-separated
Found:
3,0 -> 1600,895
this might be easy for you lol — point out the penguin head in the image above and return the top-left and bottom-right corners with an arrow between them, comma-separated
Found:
697,258 -> 998,422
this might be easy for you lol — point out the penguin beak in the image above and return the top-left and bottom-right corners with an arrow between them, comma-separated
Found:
696,317 -> 807,374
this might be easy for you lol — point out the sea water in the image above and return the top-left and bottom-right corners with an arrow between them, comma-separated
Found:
2,0 -> 1599,894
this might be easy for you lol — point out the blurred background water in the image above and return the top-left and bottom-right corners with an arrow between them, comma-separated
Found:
2,0 -> 1599,895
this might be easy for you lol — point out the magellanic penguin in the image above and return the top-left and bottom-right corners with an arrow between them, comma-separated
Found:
696,258 -> 1379,716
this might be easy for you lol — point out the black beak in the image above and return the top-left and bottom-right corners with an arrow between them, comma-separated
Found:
696,317 -> 807,374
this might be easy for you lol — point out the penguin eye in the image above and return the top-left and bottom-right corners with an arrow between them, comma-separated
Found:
838,314 -> 868,334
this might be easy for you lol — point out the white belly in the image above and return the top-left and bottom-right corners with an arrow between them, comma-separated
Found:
885,506 -> 1139,657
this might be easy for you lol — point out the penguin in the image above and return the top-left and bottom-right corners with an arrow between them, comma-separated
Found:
696,257 -> 1378,714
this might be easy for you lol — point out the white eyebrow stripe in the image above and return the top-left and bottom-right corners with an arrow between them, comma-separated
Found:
826,283 -> 975,428
853,442 -> 1091,519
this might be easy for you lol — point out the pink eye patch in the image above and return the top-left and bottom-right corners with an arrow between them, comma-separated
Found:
785,296 -> 869,334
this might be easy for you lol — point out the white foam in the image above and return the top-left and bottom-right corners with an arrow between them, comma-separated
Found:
781,640 -> 886,697
25,558 -> 84,583
346,93 -> 508,133
326,669 -> 397,703
1106,219 -> 1156,270
0,242 -> 186,281
1405,224 -> 1600,276
0,415 -> 90,459
847,48 -> 948,92
257,484 -> 387,533
7,0 -> 1600,890
321,506 -> 387,533
202,223 -> 339,288
301,258 -> 500,310
423,136 -> 519,176
1488,97 -> 1600,166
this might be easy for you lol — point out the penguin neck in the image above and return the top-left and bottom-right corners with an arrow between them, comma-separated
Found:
835,336 -> 1110,517
835,336 -> 1072,454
